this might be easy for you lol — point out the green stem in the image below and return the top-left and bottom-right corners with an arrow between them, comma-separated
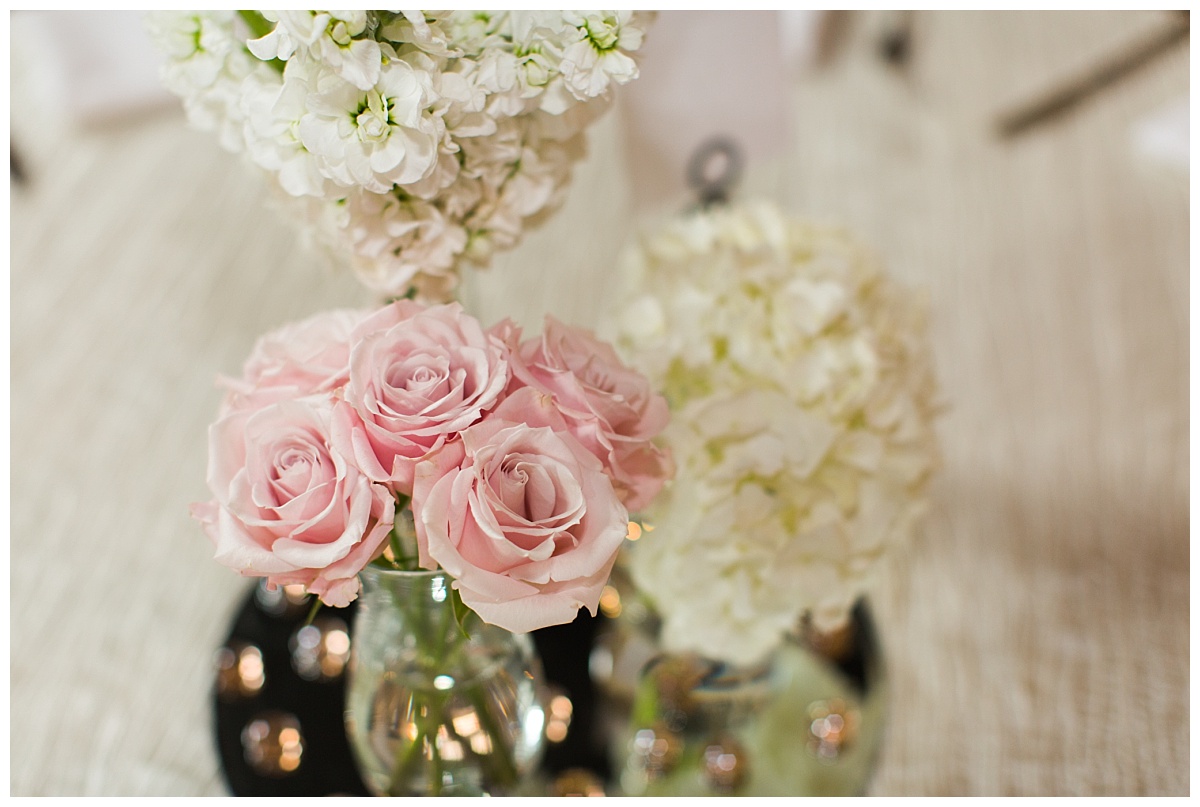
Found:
386,726 -> 425,795
428,699 -> 445,797
464,682 -> 519,787
302,597 -> 322,627
377,569 -> 519,796
427,587 -> 453,796
387,495 -> 416,569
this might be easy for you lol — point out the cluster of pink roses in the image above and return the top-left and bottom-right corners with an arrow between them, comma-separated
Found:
191,300 -> 671,633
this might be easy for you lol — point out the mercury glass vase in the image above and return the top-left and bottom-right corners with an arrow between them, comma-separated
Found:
344,566 -> 546,796
596,596 -> 885,797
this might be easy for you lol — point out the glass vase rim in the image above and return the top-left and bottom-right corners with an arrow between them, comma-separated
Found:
359,564 -> 449,581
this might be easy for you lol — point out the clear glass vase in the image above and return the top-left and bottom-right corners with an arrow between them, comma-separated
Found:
597,596 -> 886,797
344,566 -> 547,796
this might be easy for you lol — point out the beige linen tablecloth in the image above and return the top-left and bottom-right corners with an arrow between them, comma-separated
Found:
9,11 -> 1188,796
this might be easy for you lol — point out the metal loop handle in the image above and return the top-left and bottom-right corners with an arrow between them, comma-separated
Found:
686,137 -> 743,209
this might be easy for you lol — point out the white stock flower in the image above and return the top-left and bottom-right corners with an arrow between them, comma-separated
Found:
240,69 -> 327,197
145,11 -> 262,151
558,11 -> 648,100
148,10 -> 653,299
379,10 -> 459,59
615,201 -> 941,665
311,188 -> 468,300
146,11 -> 236,86
250,11 -> 380,90
442,11 -> 508,59
297,53 -> 442,193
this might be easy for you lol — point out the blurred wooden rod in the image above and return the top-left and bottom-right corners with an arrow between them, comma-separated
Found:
11,144 -> 26,185
996,14 -> 1189,138
879,10 -> 914,66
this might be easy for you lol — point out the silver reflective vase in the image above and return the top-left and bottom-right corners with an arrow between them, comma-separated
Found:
598,596 -> 886,797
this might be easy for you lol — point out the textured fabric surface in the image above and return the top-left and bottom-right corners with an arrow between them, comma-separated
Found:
9,11 -> 1188,796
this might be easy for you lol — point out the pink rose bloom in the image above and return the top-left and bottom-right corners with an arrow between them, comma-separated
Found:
332,300 -> 510,495
509,316 -> 672,512
191,394 -> 396,607
219,308 -> 367,414
411,409 -> 629,633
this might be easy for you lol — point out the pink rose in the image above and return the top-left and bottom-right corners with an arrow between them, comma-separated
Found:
219,308 -> 367,414
191,394 -> 396,607
509,316 -> 672,511
411,412 -> 629,633
332,301 -> 510,495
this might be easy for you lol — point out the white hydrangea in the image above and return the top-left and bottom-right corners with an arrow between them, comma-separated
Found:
146,10 -> 653,301
613,200 -> 941,665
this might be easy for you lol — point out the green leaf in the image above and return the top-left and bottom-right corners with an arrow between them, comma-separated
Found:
449,586 -> 472,640
237,10 -> 274,39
